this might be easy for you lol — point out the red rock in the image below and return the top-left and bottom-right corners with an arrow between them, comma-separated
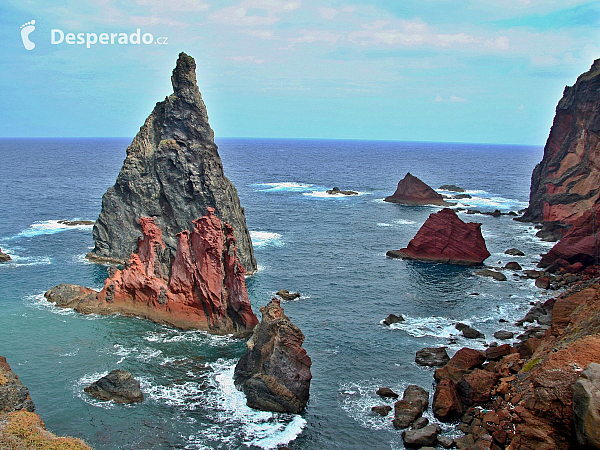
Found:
457,369 -> 498,406
46,209 -> 258,336
433,378 -> 463,421
384,172 -> 448,206
539,203 -> 600,269
485,344 -> 511,361
435,348 -> 486,383
523,59 -> 600,226
535,277 -> 551,289
387,208 -> 490,265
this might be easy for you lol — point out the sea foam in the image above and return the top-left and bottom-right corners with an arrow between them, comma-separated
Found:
4,219 -> 93,240
250,231 -> 284,248
253,182 -> 314,192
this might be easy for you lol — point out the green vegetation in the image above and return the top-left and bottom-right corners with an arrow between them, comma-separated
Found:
522,357 -> 542,373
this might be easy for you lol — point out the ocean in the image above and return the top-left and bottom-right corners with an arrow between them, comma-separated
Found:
0,138 -> 555,449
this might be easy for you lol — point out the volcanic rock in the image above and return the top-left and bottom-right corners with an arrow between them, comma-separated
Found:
493,330 -> 514,340
234,298 -> 311,413
371,405 -> 392,416
46,209 -> 258,336
402,424 -> 441,448
415,347 -> 450,367
504,261 -> 522,270
58,220 -> 94,226
84,369 -> 143,403
439,184 -> 465,192
434,348 -> 486,384
455,323 -> 485,339
522,59 -> 600,227
276,289 -> 301,301
474,268 -> 507,281
87,52 -> 256,273
573,363 -> 600,448
326,187 -> 358,195
0,356 -> 35,414
384,173 -> 448,206
505,248 -> 525,256
383,314 -> 404,326
433,378 -> 463,421
0,248 -> 10,262
393,385 -> 429,429
376,387 -> 399,398
386,208 -> 490,265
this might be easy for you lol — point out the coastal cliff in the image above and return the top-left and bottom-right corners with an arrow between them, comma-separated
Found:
522,59 -> 600,227
46,209 -> 258,336
88,52 -> 256,274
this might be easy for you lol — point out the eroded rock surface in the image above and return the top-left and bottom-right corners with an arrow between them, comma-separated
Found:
384,173 -> 448,206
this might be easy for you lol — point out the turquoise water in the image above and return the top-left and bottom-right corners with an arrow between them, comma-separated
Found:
0,138 -> 555,449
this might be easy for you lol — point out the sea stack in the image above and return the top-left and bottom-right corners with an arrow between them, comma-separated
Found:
0,248 -> 10,262
387,208 -> 490,265
46,209 -> 258,336
234,298 -> 312,413
87,52 -> 256,274
384,173 -> 448,206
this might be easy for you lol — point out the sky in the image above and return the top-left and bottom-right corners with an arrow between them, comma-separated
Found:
0,0 -> 598,144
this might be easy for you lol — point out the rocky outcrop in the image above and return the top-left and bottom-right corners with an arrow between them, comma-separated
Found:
84,370 -> 143,403
326,187 -> 358,195
0,356 -> 90,449
87,52 -> 256,274
386,208 -> 490,265
415,347 -> 450,367
0,247 -> 11,262
276,289 -> 301,301
522,59 -> 600,228
46,209 -> 258,336
573,363 -> 600,448
384,173 -> 448,206
234,298 -> 312,413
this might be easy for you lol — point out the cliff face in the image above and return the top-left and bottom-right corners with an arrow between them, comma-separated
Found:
234,298 -> 312,413
88,52 -> 256,274
384,173 -> 448,206
523,59 -> 600,226
386,208 -> 490,265
46,209 -> 258,336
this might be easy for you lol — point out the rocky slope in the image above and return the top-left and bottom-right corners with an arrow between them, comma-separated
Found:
386,208 -> 490,265
522,59 -> 600,228
88,52 -> 256,273
384,172 -> 448,206
0,356 -> 90,449
234,298 -> 312,413
46,209 -> 258,336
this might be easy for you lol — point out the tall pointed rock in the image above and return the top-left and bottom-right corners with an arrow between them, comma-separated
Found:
88,52 -> 256,273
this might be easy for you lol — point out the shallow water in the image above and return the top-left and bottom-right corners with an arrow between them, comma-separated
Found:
0,138 -> 554,449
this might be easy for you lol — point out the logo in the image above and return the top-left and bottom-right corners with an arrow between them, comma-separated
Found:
20,20 -> 35,50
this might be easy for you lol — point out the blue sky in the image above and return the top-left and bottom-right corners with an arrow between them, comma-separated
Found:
1,0 -> 598,144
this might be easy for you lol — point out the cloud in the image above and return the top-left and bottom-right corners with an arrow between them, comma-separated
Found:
241,29 -> 276,39
318,7 -> 338,19
288,30 -> 341,44
227,55 -> 266,64
209,0 -> 300,26
135,0 -> 211,12
435,95 -> 468,102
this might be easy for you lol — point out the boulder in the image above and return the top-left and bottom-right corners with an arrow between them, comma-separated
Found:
434,348 -> 486,383
58,220 -> 94,226
433,378 -> 463,421
485,344 -> 511,361
387,208 -> 490,265
376,387 -> 399,398
47,210 -> 258,336
474,269 -> 507,281
504,261 -> 522,270
384,173 -> 448,206
87,52 -> 256,273
392,385 -> 429,429
383,314 -> 404,326
402,424 -> 441,448
455,323 -> 485,339
0,247 -> 10,262
535,277 -> 551,289
504,248 -> 525,256
456,369 -> 498,406
234,299 -> 311,413
439,184 -> 466,192
415,347 -> 450,367
84,369 -> 143,403
493,330 -> 514,340
573,363 -> 600,448
411,417 -> 429,429
276,289 -> 301,301
326,187 -> 358,195
371,405 -> 392,416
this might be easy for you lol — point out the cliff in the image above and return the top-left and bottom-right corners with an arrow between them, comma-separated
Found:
522,59 -> 600,227
384,172 -> 448,206
46,209 -> 258,336
386,208 -> 490,265
87,52 -> 256,274
234,298 -> 312,413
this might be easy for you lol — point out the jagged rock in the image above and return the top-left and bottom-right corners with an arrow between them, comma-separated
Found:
326,187 -> 358,195
234,298 -> 311,413
415,347 -> 450,367
433,378 -> 463,421
504,261 -> 522,270
573,363 -> 600,448
87,52 -> 256,273
411,417 -> 429,429
456,369 -> 498,407
493,330 -> 514,340
84,369 -> 143,403
402,424 -> 441,448
486,343 -> 511,361
522,59 -> 600,227
437,435 -> 455,448
276,289 -> 301,301
384,173 -> 448,206
434,348 -> 486,384
376,387 -> 399,398
440,184 -> 465,192
505,248 -> 525,256
387,209 -> 490,265
0,356 -> 35,413
383,314 -> 404,326
46,209 -> 258,336
393,385 -> 429,429
371,405 -> 392,416
455,323 -> 485,339
58,220 -> 94,226
474,269 -> 507,281
0,247 -> 11,262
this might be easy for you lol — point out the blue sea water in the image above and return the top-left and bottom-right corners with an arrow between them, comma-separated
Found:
0,138 -> 556,449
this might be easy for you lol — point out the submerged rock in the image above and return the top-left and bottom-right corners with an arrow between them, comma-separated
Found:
387,208 -> 490,265
276,289 -> 301,301
0,247 -> 11,262
455,323 -> 485,339
58,220 -> 94,226
84,370 -> 143,403
384,173 -> 448,206
234,298 -> 312,413
46,209 -> 258,336
504,248 -> 525,256
439,184 -> 465,192
371,405 -> 392,416
377,387 -> 399,399
326,187 -> 358,195
474,268 -> 507,281
383,314 -> 404,326
87,52 -> 256,274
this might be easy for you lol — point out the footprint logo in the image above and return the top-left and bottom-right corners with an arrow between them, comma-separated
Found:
20,20 -> 35,50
